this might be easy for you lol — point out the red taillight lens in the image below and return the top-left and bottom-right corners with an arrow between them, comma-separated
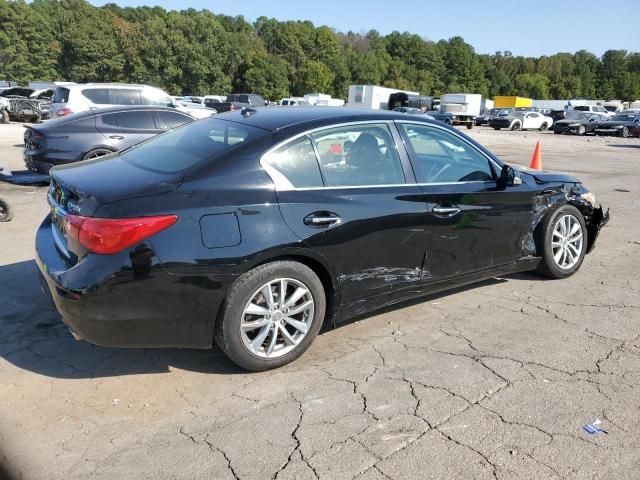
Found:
56,107 -> 73,117
67,215 -> 177,255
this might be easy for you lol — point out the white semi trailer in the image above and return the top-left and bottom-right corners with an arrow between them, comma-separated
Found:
440,93 -> 482,129
347,85 -> 418,110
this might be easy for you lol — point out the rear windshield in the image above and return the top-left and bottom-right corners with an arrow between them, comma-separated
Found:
53,87 -> 70,103
120,118 -> 268,174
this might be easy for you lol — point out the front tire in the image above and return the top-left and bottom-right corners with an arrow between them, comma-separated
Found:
535,205 -> 587,279
511,122 -> 521,131
215,261 -> 326,371
620,127 -> 629,138
539,123 -> 548,131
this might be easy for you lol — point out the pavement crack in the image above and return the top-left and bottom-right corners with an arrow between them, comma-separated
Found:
434,428 -> 499,480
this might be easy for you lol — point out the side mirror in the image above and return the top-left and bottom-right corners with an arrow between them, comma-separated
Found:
498,164 -> 522,189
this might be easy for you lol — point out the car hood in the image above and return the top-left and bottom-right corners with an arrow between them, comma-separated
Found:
50,154 -> 183,216
512,165 -> 579,184
556,119 -> 587,125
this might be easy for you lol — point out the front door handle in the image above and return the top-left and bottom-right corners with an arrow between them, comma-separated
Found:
109,135 -> 124,140
303,212 -> 341,228
432,204 -> 461,217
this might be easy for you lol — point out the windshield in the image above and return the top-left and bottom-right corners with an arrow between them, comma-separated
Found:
120,118 -> 268,174
610,114 -> 636,122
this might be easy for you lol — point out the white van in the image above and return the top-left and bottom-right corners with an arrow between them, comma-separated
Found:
50,83 -> 180,118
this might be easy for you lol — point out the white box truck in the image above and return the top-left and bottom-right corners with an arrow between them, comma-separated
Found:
440,93 -> 483,129
347,85 -> 418,110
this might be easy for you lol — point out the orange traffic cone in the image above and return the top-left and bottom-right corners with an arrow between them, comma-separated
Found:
529,142 -> 542,170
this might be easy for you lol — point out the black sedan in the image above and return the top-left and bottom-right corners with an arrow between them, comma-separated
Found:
36,107 -> 609,371
553,111 -> 608,135
594,111 -> 640,137
24,106 -> 195,173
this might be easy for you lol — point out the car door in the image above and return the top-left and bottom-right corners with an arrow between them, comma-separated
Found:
95,110 -> 161,150
523,112 -> 539,129
397,122 -> 536,280
262,121 -> 430,304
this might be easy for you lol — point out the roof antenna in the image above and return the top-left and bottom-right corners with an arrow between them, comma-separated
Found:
241,107 -> 257,117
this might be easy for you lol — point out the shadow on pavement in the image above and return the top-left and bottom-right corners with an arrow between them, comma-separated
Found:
608,144 -> 640,149
1,259 -> 529,380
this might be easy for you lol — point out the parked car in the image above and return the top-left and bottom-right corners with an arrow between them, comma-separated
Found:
36,107 -> 608,371
475,108 -> 499,126
593,111 -> 640,137
574,105 -> 613,117
392,106 -> 424,114
50,83 -> 188,118
490,111 -> 553,131
0,87 -> 54,123
202,95 -> 225,112
24,106 -> 194,173
216,93 -> 267,113
279,98 -> 310,106
553,111 -> 608,135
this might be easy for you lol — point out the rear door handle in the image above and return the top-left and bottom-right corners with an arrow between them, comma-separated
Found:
303,212 -> 341,228
432,205 -> 461,217
109,135 -> 124,140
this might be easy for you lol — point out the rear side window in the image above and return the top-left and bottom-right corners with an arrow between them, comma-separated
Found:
115,111 -> 156,129
400,123 -> 495,184
263,136 -> 323,188
114,89 -> 142,105
121,118 -> 268,174
156,111 -> 193,129
100,113 -> 118,126
82,88 -> 110,104
574,106 -> 589,112
53,88 -> 70,103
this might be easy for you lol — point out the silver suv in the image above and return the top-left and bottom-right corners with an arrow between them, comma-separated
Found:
50,83 -> 178,118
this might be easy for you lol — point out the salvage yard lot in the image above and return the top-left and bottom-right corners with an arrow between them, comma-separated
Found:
1,124 -> 639,479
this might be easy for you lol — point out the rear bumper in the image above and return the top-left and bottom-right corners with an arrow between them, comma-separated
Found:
35,215 -> 226,349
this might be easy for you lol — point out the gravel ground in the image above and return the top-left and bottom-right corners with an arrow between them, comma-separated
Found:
0,122 -> 639,480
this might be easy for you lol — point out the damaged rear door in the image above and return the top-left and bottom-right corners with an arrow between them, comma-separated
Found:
397,122 -> 536,279
264,122 -> 429,305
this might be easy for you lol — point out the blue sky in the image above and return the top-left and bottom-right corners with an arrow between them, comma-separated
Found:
89,0 -> 638,57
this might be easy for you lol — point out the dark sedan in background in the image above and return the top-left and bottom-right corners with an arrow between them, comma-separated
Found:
36,108 -> 608,371
24,106 -> 194,173
553,111 -> 608,135
594,111 -> 640,137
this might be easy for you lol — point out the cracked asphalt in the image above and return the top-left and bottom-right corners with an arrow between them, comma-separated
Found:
1,124 -> 639,479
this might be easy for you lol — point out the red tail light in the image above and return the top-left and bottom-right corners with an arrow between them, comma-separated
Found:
67,215 -> 178,255
56,107 -> 73,117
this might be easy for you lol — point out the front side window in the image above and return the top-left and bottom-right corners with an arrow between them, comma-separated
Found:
311,124 -> 405,187
263,136 -> 323,188
399,123 -> 495,184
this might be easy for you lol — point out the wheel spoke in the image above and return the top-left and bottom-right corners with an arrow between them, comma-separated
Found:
245,303 -> 269,316
284,316 -> 308,334
242,318 -> 270,331
553,248 -> 564,264
284,287 -> 308,308
279,324 -> 298,346
568,231 -> 583,242
280,279 -> 288,305
250,325 -> 270,352
567,242 -> 580,257
551,240 -> 562,248
266,328 -> 278,356
568,222 -> 580,237
288,299 -> 313,316
261,284 -> 275,310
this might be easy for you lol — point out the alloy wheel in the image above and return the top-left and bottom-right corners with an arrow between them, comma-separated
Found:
578,125 -> 586,135
240,278 -> 315,358
551,214 -> 584,270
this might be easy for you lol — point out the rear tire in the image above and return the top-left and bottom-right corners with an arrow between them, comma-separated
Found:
215,260 -> 326,371
535,205 -> 587,279
620,127 -> 629,138
511,122 -> 521,131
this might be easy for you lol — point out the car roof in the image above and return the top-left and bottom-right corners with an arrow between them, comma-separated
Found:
62,83 -> 159,90
84,105 -> 191,115
216,106 -> 440,132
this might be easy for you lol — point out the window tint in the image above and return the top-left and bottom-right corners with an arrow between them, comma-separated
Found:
400,124 -> 495,184
204,99 -> 220,109
100,113 -> 118,126
82,88 -> 110,104
121,119 -> 267,174
156,111 -> 193,129
263,136 -> 323,188
115,111 -> 156,129
311,124 -> 405,187
53,87 -> 70,103
114,89 -> 142,105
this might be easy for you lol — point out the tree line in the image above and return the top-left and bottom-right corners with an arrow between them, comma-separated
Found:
1,0 -> 639,101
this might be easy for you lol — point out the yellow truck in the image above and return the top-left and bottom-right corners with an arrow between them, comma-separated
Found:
494,96 -> 533,108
